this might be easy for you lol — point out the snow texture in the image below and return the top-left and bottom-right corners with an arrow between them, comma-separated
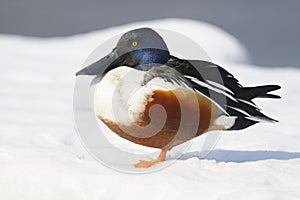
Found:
0,18 -> 299,200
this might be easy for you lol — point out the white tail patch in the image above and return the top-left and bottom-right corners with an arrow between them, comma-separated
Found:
215,115 -> 237,129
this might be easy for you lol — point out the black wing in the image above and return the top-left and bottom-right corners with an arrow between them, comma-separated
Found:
166,56 -> 280,130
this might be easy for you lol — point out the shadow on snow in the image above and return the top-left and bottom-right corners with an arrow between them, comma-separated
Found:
178,149 -> 300,163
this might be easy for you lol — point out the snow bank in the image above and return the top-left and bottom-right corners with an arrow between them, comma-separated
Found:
0,18 -> 299,200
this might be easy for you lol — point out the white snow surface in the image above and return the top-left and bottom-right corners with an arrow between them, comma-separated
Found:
0,18 -> 300,199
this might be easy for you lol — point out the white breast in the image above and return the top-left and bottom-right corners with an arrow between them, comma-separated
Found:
94,66 -> 181,125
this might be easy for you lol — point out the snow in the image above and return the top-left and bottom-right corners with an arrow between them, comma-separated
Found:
1,18 -> 300,199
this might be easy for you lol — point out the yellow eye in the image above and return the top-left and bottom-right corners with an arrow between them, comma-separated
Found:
132,41 -> 138,47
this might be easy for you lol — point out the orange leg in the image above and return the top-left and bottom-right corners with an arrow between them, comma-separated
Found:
134,149 -> 168,168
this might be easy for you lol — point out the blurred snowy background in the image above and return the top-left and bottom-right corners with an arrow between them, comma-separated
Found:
0,0 -> 300,66
1,1 -> 300,200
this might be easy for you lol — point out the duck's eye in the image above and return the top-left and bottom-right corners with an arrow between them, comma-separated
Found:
132,41 -> 138,47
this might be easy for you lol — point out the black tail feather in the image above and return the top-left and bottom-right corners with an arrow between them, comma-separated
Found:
237,85 -> 281,100
226,85 -> 280,130
259,93 -> 281,99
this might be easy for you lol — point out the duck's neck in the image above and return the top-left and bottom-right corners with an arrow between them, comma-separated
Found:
126,48 -> 170,70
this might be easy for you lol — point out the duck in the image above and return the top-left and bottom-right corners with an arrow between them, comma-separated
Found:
76,27 -> 281,168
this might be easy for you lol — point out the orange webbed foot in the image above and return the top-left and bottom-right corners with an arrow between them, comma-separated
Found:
134,149 -> 168,168
134,160 -> 158,168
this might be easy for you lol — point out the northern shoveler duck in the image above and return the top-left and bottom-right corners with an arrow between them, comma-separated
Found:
76,28 -> 281,168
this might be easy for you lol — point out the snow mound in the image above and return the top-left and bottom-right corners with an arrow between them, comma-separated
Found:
0,18 -> 299,200
0,18 -> 250,66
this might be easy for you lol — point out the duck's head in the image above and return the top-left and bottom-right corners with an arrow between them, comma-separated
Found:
76,28 -> 170,76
